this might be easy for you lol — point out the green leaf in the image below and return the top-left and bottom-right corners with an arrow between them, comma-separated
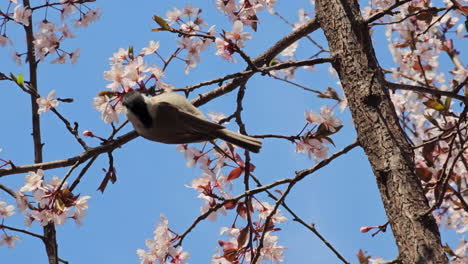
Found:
152,15 -> 170,31
444,96 -> 451,109
423,99 -> 446,111
424,114 -> 440,128
17,73 -> 24,86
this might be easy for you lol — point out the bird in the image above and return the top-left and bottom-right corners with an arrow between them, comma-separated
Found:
122,90 -> 262,153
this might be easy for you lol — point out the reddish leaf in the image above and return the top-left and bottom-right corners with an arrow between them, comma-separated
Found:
416,167 -> 433,182
274,189 -> 283,195
228,167 -> 243,181
224,200 -> 237,210
422,142 -> 436,166
457,5 -> 468,15
237,203 -> 247,219
356,249 -> 370,264
237,227 -> 249,249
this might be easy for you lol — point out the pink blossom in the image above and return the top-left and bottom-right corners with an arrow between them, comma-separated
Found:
37,90 -> 59,114
0,35 -> 12,47
15,191 -> 28,213
208,112 -> 227,123
70,48 -> 80,64
180,21 -> 200,34
253,201 -> 287,224
0,200 -> 15,219
20,169 -> 44,192
13,4 -> 31,26
182,4 -> 199,17
141,40 -> 160,55
0,234 -> 21,249
304,110 -> 323,124
215,38 -> 235,62
166,7 -> 182,24
74,9 -> 101,28
51,53 -> 67,64
225,20 -> 251,48
93,95 -> 121,124
320,105 -> 342,132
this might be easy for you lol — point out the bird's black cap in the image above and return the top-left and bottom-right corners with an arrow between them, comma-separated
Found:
122,91 -> 152,128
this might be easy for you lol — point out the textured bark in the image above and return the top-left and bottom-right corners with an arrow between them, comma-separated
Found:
315,1 -> 448,263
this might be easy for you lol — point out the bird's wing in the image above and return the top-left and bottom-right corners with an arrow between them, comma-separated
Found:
155,102 -> 225,134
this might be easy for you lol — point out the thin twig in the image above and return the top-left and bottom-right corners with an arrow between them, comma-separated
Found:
0,224 -> 45,240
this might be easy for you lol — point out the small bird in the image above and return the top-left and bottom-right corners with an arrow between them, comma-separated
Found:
122,90 -> 262,153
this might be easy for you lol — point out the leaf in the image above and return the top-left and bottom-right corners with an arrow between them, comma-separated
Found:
443,243 -> 458,257
422,142 -> 436,166
227,167 -> 243,181
423,99 -> 446,111
444,96 -> 451,109
54,198 -> 66,212
416,167 -> 432,182
236,203 -> 247,219
128,46 -> 134,56
268,58 -> 279,67
152,15 -> 170,31
356,249 -> 370,264
98,90 -> 116,97
416,11 -> 433,24
17,73 -> 24,86
457,5 -> 468,15
237,227 -> 249,249
424,114 -> 440,128
224,200 -> 237,210
151,28 -> 168,32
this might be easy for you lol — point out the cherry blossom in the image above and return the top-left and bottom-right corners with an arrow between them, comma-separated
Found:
12,4 -> 31,26
0,234 -> 21,249
93,94 -> 122,124
225,20 -> 252,48
0,199 -> 15,219
73,9 -> 101,28
137,215 -> 190,264
166,7 -> 182,24
320,106 -> 342,132
37,90 -> 59,114
141,40 -> 160,56
253,201 -> 287,224
0,35 -> 12,47
19,169 -> 44,192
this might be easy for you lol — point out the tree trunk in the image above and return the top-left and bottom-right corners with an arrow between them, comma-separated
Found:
315,1 -> 448,263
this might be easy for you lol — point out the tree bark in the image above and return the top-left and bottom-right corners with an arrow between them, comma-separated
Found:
315,1 -> 448,263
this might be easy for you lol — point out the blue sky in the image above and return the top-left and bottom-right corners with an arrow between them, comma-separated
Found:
0,0 -> 464,263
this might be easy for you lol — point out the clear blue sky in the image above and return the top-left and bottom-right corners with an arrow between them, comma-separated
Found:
0,1 -> 463,263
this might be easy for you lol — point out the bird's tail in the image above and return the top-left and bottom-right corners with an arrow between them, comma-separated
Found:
215,129 -> 262,153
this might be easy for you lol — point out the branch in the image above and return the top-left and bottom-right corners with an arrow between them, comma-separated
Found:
191,18 -> 320,107
0,131 -> 138,177
387,82 -> 466,101
50,109 -> 89,150
175,141 -> 359,250
0,224 -> 45,240
180,57 -> 332,93
365,0 -> 412,23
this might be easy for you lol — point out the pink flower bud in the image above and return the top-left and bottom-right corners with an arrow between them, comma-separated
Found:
360,226 -> 375,233
82,130 -> 94,137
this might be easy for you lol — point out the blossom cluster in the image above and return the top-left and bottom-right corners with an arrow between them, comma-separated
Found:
215,0 -> 277,26
17,169 -> 90,227
176,139 -> 287,263
137,215 -> 190,264
0,0 -> 100,64
95,42 -> 173,123
296,105 -> 343,162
